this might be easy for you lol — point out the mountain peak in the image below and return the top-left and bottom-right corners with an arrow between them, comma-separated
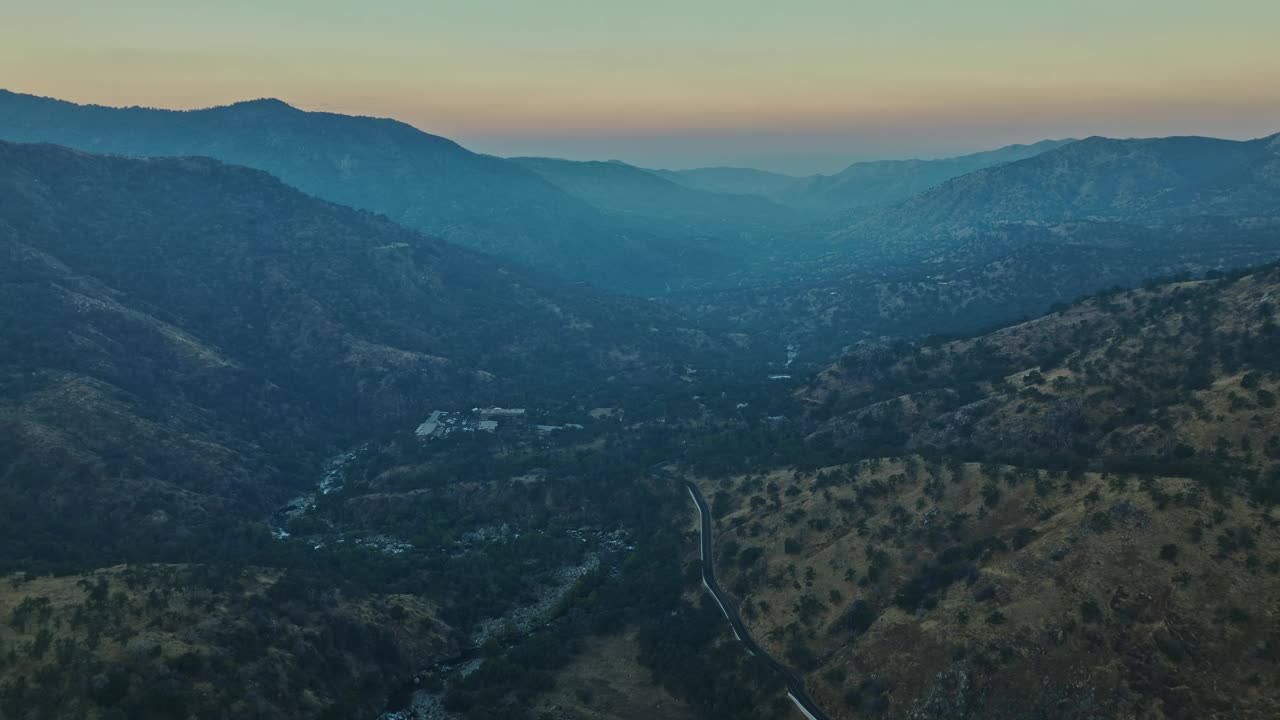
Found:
225,97 -> 298,112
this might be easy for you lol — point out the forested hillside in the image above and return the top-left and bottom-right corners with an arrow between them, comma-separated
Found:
808,262 -> 1280,492
0,140 -> 776,720
0,91 -> 728,293
828,133 -> 1280,260
681,217 -> 1280,360
0,140 -> 731,573
663,265 -> 1280,719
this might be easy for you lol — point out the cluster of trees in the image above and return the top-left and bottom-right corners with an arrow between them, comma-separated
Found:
0,566 -> 423,720
806,263 -> 1280,511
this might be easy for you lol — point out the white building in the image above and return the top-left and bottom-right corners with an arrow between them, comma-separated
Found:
415,410 -> 444,439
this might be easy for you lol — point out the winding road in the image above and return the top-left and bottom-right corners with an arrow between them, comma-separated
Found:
683,479 -> 832,720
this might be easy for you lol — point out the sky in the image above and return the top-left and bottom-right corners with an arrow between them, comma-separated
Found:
4,0 -> 1280,174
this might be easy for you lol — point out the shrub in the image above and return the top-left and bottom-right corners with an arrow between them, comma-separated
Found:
738,546 -> 765,568
981,483 -> 1001,508
1088,512 -> 1112,532
1080,599 -> 1104,623
1011,527 -> 1039,550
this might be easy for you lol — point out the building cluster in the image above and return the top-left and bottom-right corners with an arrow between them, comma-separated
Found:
414,406 -> 584,442
415,407 -> 522,440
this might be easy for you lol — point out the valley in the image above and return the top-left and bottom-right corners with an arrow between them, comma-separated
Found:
0,88 -> 1278,720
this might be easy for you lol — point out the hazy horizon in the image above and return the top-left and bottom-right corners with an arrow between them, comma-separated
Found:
6,0 -> 1280,173
8,87 -> 1280,176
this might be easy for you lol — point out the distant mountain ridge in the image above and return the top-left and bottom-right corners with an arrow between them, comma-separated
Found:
650,133 -> 1280,361
780,138 -> 1076,213
510,155 -> 796,238
0,90 -> 722,293
650,140 -> 1074,216
650,165 -> 803,197
829,132 -> 1280,258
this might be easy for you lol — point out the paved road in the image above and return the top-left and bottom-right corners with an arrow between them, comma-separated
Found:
683,479 -> 832,720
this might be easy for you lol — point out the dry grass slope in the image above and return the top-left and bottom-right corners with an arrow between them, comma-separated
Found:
0,564 -> 455,720
695,456 -> 1280,719
532,631 -> 695,720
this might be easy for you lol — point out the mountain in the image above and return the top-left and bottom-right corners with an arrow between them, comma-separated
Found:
671,265 -> 1280,719
7,94 -> 1280,720
780,139 -> 1075,214
509,156 -> 796,239
807,261 -> 1280,484
673,132 -> 1280,356
803,260 -> 1280,484
830,133 -> 1280,259
0,90 -> 718,293
649,141 -> 1071,217
651,166 -> 803,198
690,453 -> 1278,719
678,216 -> 1280,359
0,140 -> 732,573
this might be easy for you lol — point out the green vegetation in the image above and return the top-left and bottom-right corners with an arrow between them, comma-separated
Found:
2,105 -> 1280,720
0,566 -> 443,719
0,91 -> 733,293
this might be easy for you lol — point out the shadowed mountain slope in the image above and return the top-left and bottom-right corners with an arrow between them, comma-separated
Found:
510,156 -> 795,239
782,139 -> 1074,214
651,165 -> 803,198
0,90 -> 725,293
0,140 -> 731,571
829,133 -> 1280,259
